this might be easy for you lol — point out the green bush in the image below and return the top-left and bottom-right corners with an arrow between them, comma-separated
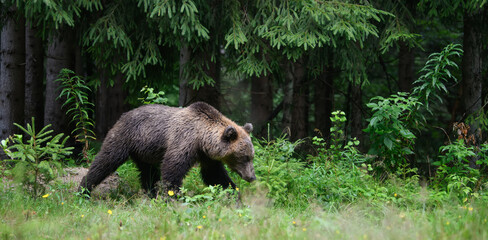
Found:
243,136 -> 305,205
433,139 -> 481,200
364,92 -> 422,170
363,43 -> 463,174
1,118 -> 73,198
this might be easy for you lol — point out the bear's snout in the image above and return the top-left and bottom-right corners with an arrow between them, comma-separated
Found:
241,163 -> 256,182
244,174 -> 256,182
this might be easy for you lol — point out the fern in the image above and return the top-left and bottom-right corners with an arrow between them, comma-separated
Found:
56,68 -> 96,162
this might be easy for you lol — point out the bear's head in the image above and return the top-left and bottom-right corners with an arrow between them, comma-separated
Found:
205,123 -> 256,182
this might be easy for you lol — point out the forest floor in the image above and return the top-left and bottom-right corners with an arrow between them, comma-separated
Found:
1,166 -> 488,239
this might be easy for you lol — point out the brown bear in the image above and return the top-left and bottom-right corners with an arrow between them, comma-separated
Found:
79,102 -> 256,196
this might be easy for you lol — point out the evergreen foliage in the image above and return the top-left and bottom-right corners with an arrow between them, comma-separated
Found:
2,3 -> 488,235
0,118 -> 73,198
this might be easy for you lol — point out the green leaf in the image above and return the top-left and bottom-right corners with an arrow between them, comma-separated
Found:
383,137 -> 393,150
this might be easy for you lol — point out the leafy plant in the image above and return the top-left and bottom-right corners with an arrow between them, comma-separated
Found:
0,118 -> 73,198
364,43 -> 463,174
329,110 -> 347,160
139,85 -> 168,105
433,139 -> 479,198
412,43 -> 463,110
311,110 -> 363,164
249,136 -> 305,205
364,92 -> 423,169
56,68 -> 96,162
178,185 -> 238,206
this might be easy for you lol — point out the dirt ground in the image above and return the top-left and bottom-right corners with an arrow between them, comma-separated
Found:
60,167 -> 120,198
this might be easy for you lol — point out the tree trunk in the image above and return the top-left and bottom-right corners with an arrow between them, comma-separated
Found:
397,0 -> 417,92
398,40 -> 415,92
462,8 -> 483,167
24,22 -> 44,127
44,27 -> 75,135
251,74 -> 273,138
314,65 -> 334,140
179,43 -> 192,107
287,59 -> 308,142
281,72 -> 293,137
349,81 -> 364,149
198,49 -> 221,109
0,6 -> 25,144
179,44 -> 221,110
96,71 -> 129,140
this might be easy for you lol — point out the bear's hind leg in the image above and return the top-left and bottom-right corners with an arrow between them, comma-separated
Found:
79,145 -> 130,195
134,161 -> 161,196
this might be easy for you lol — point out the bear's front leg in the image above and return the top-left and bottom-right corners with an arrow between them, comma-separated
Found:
200,157 -> 237,189
159,151 -> 195,196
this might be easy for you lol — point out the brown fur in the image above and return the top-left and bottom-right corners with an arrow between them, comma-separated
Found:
79,102 -> 255,196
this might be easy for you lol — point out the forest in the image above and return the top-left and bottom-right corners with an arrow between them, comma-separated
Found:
1,0 -> 488,239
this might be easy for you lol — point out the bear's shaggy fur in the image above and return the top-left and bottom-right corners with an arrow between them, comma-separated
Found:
79,102 -> 255,196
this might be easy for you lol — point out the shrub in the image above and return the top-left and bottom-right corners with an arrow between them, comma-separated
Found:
1,118 -> 73,198
364,92 -> 422,171
433,139 -> 481,200
244,136 -> 305,205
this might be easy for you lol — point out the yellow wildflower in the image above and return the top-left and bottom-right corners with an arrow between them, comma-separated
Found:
394,193 -> 398,197
197,225 -> 203,229
203,215 -> 206,219
108,210 -> 113,215
468,207 -> 473,212
446,221 -> 450,225
81,215 -> 85,218
236,187 -> 239,192
168,190 -> 175,196
302,228 -> 307,232
292,221 -> 296,225
218,218 -> 222,222
42,194 -> 50,198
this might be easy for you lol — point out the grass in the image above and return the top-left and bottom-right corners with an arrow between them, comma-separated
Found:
1,173 -> 488,240
2,135 -> 488,239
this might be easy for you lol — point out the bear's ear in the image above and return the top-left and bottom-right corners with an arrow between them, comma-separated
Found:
243,123 -> 253,133
222,126 -> 238,142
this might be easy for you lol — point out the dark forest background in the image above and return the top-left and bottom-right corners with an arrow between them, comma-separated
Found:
1,0 -> 487,173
